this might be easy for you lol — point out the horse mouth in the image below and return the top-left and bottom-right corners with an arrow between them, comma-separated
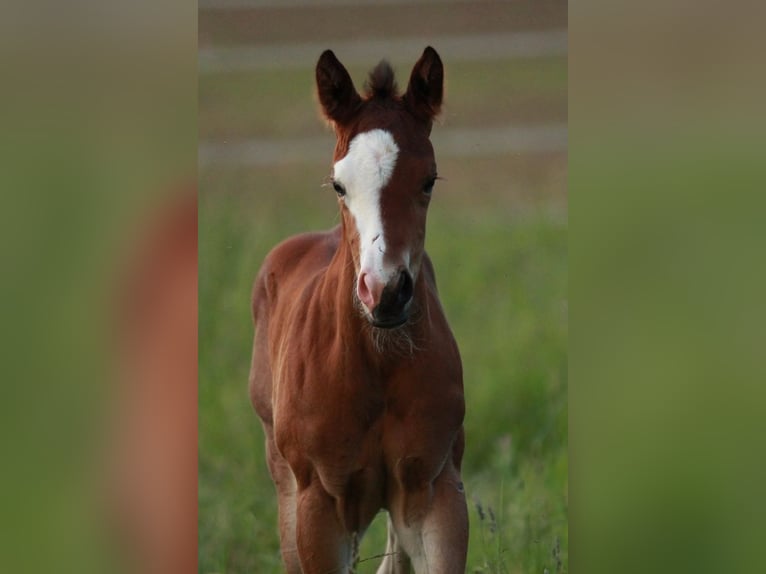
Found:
370,313 -> 408,330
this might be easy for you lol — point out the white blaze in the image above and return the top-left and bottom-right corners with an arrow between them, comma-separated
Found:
333,129 -> 400,290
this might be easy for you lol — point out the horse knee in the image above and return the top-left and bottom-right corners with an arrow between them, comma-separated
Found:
387,463 -> 468,573
393,456 -> 435,526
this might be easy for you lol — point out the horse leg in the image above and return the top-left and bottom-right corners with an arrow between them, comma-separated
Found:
265,437 -> 301,574
387,462 -> 468,574
376,514 -> 411,574
418,464 -> 468,573
295,481 -> 354,574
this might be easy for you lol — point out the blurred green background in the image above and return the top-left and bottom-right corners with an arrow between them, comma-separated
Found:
198,1 -> 567,572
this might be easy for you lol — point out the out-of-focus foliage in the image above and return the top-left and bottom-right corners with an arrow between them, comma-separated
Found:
572,2 -> 766,574
0,1 -> 196,572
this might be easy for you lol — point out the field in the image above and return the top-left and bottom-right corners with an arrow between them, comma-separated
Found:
199,2 -> 567,572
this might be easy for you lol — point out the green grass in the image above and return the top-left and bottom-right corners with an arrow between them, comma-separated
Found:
199,161 -> 567,573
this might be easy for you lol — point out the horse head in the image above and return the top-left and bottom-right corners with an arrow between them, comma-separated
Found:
316,47 -> 444,329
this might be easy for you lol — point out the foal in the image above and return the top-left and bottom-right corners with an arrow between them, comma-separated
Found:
249,47 -> 467,574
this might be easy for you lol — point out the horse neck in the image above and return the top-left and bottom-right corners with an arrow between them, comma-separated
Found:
323,215 -> 364,319
320,218 -> 426,366
323,222 -> 357,319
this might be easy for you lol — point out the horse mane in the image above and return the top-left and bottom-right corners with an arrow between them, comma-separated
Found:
363,60 -> 399,100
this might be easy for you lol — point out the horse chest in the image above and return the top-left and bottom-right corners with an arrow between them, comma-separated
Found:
273,350 -> 385,469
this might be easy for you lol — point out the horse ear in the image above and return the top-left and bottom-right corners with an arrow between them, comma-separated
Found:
316,50 -> 362,126
404,46 -> 444,126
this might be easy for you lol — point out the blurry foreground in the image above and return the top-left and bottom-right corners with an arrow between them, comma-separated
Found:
0,1 -> 196,572
572,3 -> 766,573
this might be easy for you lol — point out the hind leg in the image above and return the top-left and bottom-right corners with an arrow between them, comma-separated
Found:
264,436 -> 302,573
376,514 -> 411,574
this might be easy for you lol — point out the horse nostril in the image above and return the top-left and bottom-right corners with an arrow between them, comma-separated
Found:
357,272 -> 377,311
373,269 -> 413,326
396,270 -> 413,307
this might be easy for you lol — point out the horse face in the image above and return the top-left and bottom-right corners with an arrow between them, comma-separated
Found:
317,48 -> 443,328
332,128 -> 436,328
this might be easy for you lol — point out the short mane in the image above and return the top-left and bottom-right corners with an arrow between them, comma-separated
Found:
363,60 -> 398,100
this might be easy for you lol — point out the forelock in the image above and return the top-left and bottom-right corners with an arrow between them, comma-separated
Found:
363,60 -> 398,101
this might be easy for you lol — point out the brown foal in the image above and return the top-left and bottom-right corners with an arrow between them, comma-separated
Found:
249,47 -> 467,573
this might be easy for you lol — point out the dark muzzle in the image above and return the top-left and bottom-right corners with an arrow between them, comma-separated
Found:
372,269 -> 413,329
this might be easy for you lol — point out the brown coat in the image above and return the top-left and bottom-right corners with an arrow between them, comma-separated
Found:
249,48 -> 468,574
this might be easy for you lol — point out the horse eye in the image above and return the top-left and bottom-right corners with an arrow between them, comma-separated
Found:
423,178 -> 436,195
332,181 -> 346,197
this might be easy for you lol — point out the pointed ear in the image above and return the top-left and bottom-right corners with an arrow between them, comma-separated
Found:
316,50 -> 362,126
404,46 -> 444,126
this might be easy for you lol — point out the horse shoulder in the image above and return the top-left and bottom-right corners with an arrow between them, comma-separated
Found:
251,227 -> 340,426
252,226 -> 340,322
